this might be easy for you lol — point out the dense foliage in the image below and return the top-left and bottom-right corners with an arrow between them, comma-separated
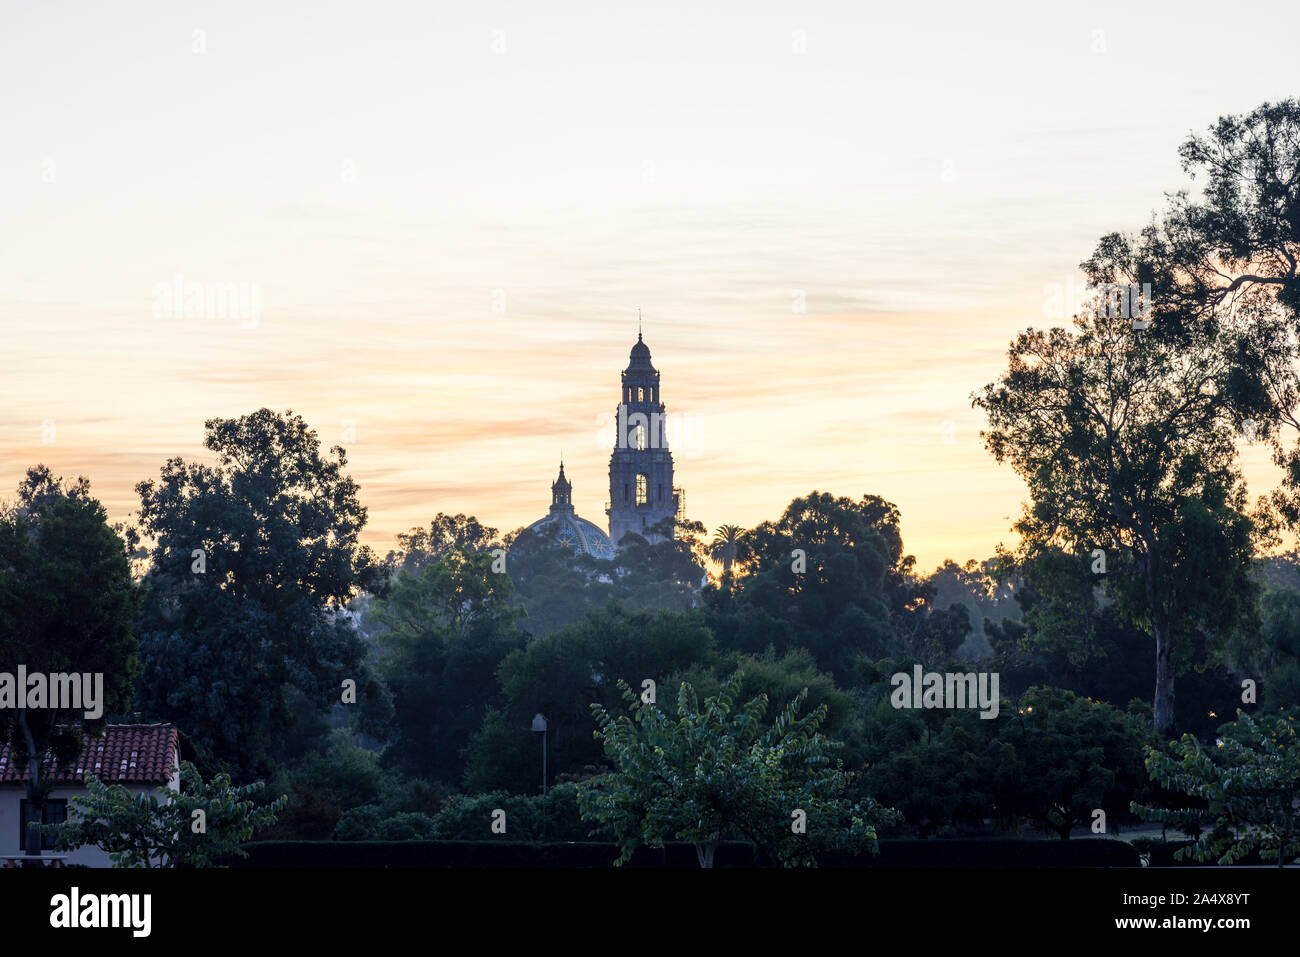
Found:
577,671 -> 900,867
133,409 -> 388,779
0,467 -> 138,856
50,761 -> 287,867
1134,710 -> 1300,866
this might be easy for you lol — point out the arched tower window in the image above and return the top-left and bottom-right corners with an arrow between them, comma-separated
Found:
634,425 -> 646,450
636,474 -> 648,505
638,387 -> 645,402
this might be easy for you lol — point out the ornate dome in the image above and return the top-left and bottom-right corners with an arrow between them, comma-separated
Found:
527,511 -> 615,559
526,464 -> 615,560
626,332 -> 655,372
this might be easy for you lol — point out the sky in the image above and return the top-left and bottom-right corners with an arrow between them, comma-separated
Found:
1,0 -> 1297,572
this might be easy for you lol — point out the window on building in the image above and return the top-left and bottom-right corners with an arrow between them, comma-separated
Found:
634,425 -> 646,450
19,798 -> 67,851
636,474 -> 647,505
638,387 -> 645,402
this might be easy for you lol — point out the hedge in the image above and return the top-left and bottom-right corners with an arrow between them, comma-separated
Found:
1130,838 -> 1271,867
229,838 -> 1140,868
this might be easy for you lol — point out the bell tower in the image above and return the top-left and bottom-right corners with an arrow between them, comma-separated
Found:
550,462 -> 574,514
607,332 -> 677,547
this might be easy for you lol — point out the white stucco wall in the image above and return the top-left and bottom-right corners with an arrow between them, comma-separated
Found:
0,765 -> 180,868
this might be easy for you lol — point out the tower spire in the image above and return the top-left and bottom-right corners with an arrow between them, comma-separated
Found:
609,323 -> 674,549
638,308 -> 642,340
551,458 -> 572,511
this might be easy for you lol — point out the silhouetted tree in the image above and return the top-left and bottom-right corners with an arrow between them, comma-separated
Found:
134,409 -> 387,779
0,467 -> 138,858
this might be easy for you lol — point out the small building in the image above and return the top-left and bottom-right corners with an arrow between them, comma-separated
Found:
526,463 -> 616,559
0,723 -> 180,867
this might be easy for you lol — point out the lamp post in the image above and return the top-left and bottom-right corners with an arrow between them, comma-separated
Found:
531,713 -> 548,840
531,713 -> 548,796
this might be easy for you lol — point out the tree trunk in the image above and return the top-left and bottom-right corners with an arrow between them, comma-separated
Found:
24,775 -> 43,860
1153,625 -> 1175,737
1142,544 -> 1175,738
695,839 -> 719,868
19,714 -> 43,860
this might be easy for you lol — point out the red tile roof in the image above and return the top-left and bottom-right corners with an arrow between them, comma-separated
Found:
0,724 -> 179,787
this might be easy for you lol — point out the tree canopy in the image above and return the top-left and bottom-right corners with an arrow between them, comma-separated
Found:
974,300 -> 1264,734
0,466 -> 138,856
1134,710 -> 1300,866
51,760 -> 287,868
578,670 -> 900,867
133,409 -> 386,778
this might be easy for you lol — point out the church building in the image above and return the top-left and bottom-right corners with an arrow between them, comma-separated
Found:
524,463 -> 615,559
524,332 -> 682,555
607,332 -> 679,547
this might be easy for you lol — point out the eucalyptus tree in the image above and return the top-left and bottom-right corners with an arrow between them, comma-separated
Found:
974,297 -> 1265,735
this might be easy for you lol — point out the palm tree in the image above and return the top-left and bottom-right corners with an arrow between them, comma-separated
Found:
708,524 -> 744,576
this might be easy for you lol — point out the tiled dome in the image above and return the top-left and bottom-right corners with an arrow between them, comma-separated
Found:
526,510 -> 615,559
527,463 -> 616,559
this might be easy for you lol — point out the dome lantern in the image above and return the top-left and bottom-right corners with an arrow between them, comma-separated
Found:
526,463 -> 615,560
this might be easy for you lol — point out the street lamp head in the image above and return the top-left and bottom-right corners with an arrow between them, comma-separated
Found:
531,713 -> 547,733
